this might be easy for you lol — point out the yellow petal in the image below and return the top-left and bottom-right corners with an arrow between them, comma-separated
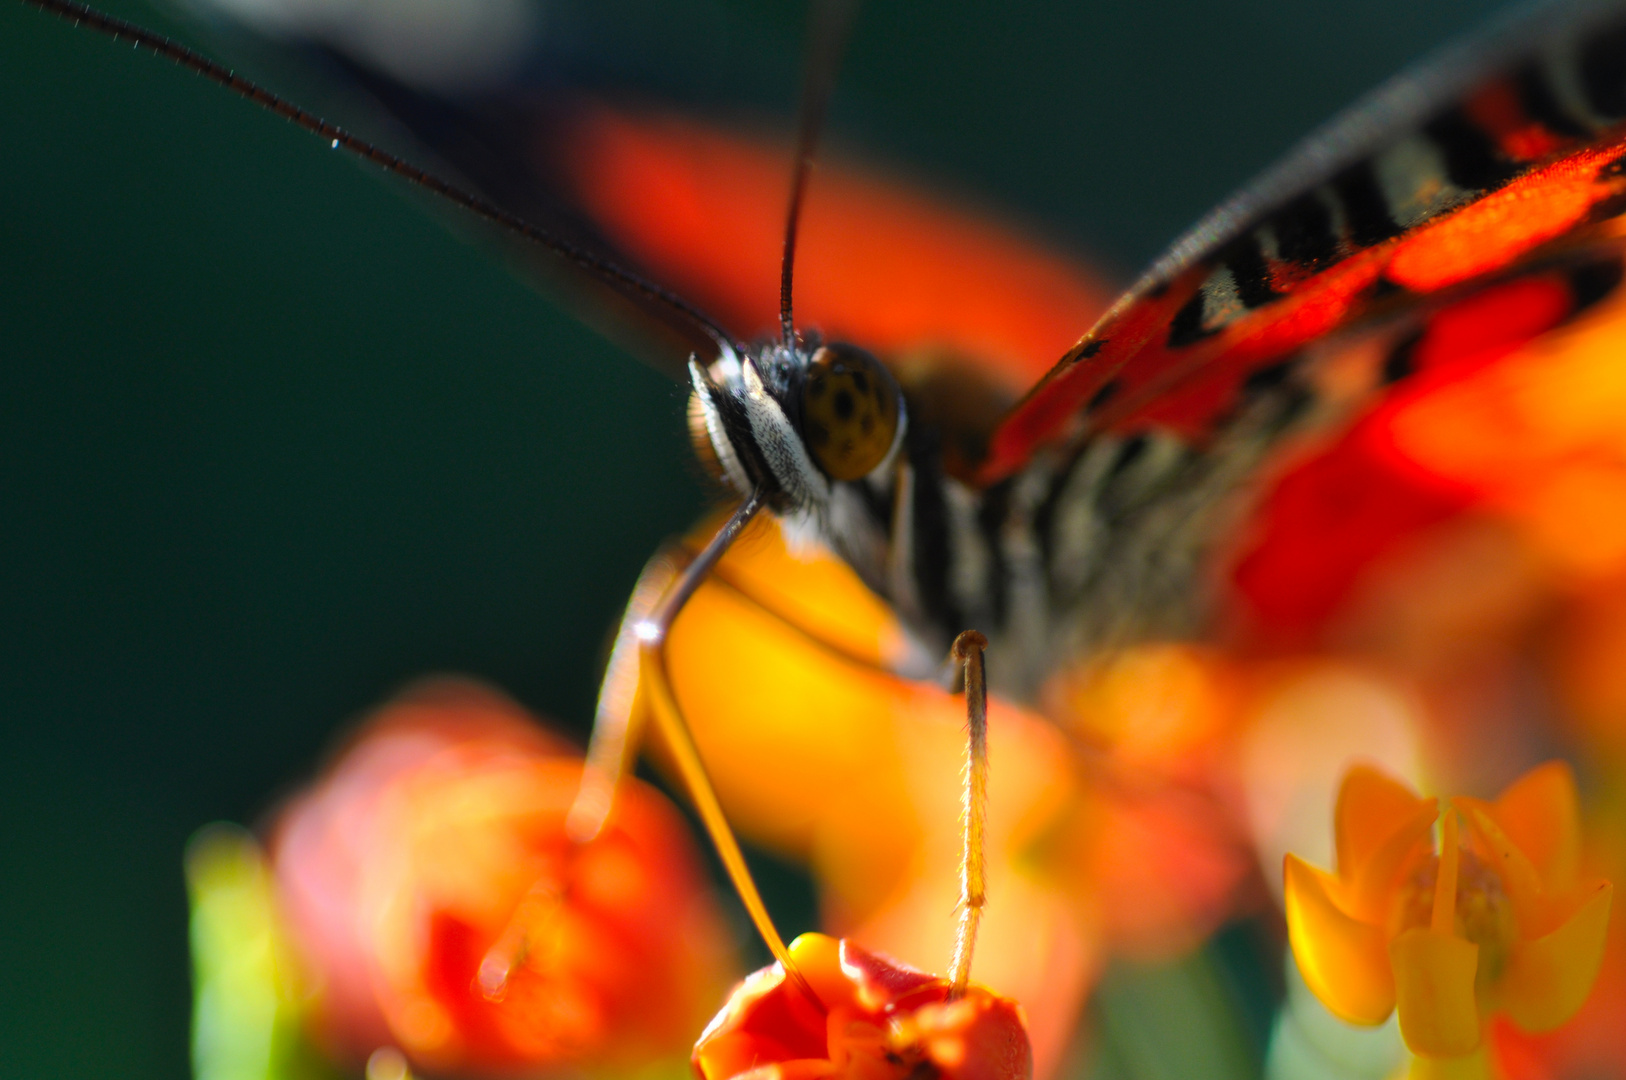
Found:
1389,928 -> 1481,1058
1496,881 -> 1612,1033
1453,800 -> 1551,938
1336,766 -> 1433,885
1405,1044 -> 1493,1080
787,932 -> 853,1008
1284,854 -> 1395,1024
1489,762 -> 1582,894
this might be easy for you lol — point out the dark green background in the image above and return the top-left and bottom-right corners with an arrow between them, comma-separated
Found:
1,1 -> 1502,1075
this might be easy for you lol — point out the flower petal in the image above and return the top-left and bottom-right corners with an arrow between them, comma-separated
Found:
1389,928 -> 1481,1058
1284,854 -> 1395,1024
1336,766 -> 1433,886
1454,799 -> 1552,938
694,935 -> 1033,1080
663,552 -> 926,876
1348,801 -> 1440,924
693,963 -> 827,1080
1496,881 -> 1612,1033
1404,1044 -> 1494,1080
908,993 -> 1033,1080
1489,761 -> 1582,894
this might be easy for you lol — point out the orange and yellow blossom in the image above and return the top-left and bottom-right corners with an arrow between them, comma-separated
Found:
270,678 -> 735,1075
1284,762 -> 1612,1078
694,933 -> 1032,1080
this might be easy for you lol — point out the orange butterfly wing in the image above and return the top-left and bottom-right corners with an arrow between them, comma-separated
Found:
553,105 -> 1114,393
980,2 -> 1626,482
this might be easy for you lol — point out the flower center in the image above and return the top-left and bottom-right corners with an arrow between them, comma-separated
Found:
1390,833 -> 1518,993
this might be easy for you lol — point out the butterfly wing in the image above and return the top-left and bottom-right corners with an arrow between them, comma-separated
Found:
178,0 -> 1113,388
981,0 -> 1626,482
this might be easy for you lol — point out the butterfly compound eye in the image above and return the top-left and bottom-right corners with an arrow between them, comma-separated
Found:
800,345 -> 901,482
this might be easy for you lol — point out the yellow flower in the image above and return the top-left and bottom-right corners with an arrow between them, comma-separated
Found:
1284,762 -> 1612,1076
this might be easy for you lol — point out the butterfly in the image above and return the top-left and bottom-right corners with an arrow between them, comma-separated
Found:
92,0 -> 1626,699
11,0 -> 1562,704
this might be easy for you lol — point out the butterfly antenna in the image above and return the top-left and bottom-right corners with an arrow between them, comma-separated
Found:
779,0 -> 860,349
20,0 -> 747,363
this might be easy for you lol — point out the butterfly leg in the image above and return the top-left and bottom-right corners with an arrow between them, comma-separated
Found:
473,555 -> 680,1001
554,493 -> 823,1002
948,629 -> 989,998
489,494 -> 822,1007
565,553 -> 678,843
630,492 -> 823,1004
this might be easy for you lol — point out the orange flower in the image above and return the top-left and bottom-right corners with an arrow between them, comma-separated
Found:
1284,762 -> 1612,1076
694,933 -> 1032,1080
625,516 -> 1249,1077
270,678 -> 735,1074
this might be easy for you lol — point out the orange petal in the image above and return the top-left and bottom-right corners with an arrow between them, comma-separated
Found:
1348,801 -> 1440,924
1488,762 -> 1582,895
849,850 -> 1094,1080
708,514 -> 908,670
734,1062 -> 840,1080
1497,881 -> 1612,1033
662,549 -> 925,869
695,935 -> 1032,1080
1389,928 -> 1481,1058
1284,854 -> 1395,1024
1336,766 -> 1433,885
919,996 -> 1034,1080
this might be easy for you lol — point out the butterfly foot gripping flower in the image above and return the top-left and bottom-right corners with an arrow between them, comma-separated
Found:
694,933 -> 1033,1080
1283,762 -> 1612,1077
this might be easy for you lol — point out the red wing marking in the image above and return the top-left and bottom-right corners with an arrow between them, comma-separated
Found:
1463,82 -> 1569,165
1230,263 -> 1622,637
1229,428 -> 1473,636
556,105 -> 1113,392
1384,146 -> 1625,290
1126,254 -> 1389,435
979,134 -> 1626,483
1408,275 -> 1575,372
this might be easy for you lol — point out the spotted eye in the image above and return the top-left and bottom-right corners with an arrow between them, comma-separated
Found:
800,344 -> 901,482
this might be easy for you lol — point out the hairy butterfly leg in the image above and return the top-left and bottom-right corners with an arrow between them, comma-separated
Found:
950,630 -> 990,998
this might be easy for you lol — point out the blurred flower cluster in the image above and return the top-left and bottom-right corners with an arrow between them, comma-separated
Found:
189,247 -> 1626,1080
189,679 -> 735,1080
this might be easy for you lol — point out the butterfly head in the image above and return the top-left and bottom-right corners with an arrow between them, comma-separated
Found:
687,339 -> 906,514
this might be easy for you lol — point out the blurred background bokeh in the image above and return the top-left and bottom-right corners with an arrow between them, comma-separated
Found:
0,1 -> 1510,1076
